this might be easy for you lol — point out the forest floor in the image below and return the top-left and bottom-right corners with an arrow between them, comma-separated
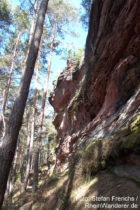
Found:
3,115 -> 140,210
3,162 -> 140,210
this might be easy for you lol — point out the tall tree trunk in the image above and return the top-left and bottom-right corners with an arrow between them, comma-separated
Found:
0,0 -> 37,136
47,136 -> 51,172
23,109 -> 31,190
24,47 -> 41,191
1,32 -> 21,137
23,0 -> 39,190
25,109 -> 31,163
32,18 -> 56,192
5,141 -> 19,198
25,0 -> 38,62
0,0 -> 49,208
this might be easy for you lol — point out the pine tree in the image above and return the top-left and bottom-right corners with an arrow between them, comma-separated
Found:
0,0 -> 11,29
24,44 -> 41,190
0,8 -> 29,137
0,0 -> 49,208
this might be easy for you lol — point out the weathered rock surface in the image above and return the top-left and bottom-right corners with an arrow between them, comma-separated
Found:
49,0 -> 140,166
113,165 -> 140,183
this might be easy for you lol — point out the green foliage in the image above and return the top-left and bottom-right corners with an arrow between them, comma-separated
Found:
0,0 -> 11,28
45,119 -> 57,148
67,48 -> 83,63
13,7 -> 30,31
48,0 -> 78,37
48,0 -> 77,24
0,5 -> 30,98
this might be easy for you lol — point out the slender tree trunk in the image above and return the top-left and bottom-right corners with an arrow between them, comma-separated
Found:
23,0 -> 39,190
0,0 -> 37,135
23,109 -> 31,190
32,18 -> 56,192
25,0 -> 38,62
47,137 -> 51,172
5,142 -> 19,198
1,32 -> 21,137
0,1 -> 49,208
0,116 -> 3,137
19,143 -> 25,182
24,47 -> 41,191
26,109 -> 31,163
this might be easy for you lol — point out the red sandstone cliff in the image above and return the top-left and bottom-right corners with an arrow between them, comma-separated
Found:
49,0 -> 140,166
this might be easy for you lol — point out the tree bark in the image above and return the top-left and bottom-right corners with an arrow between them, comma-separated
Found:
25,0 -> 38,62
23,109 -> 31,190
5,141 -> 19,198
1,32 -> 21,137
0,0 -> 49,208
32,18 -> 56,192
24,46 -> 41,191
23,0 -> 39,190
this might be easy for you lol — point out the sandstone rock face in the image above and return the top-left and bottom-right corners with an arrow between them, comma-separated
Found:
49,0 -> 140,167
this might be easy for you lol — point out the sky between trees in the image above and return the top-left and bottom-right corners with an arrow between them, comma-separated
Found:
12,0 -> 88,92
